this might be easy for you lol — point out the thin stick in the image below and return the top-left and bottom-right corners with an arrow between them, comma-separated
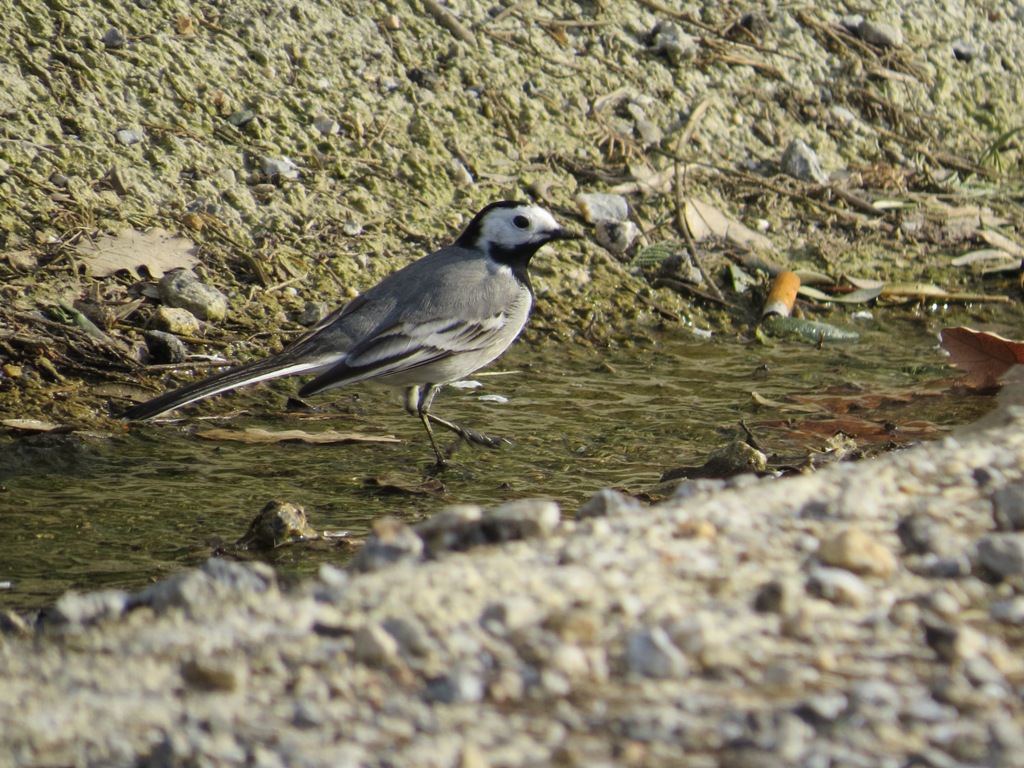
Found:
422,0 -> 477,45
674,162 -> 726,303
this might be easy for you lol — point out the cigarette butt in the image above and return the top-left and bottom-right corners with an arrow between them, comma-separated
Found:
762,271 -> 801,318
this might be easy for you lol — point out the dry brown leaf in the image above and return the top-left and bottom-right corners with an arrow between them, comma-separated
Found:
5,250 -> 38,271
76,228 -> 199,278
684,198 -> 773,252
940,327 -> 1024,389
194,427 -> 400,445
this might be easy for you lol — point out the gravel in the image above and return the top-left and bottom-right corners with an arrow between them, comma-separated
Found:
3,413 -> 1024,765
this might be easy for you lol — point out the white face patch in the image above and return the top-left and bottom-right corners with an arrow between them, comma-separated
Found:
477,205 -> 562,249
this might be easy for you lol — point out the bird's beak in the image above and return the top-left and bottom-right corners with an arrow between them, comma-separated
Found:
550,227 -> 583,241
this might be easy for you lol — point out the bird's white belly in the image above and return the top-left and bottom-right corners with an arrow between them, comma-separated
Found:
377,291 -> 532,387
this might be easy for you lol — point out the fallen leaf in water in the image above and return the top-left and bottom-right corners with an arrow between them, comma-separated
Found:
940,327 -> 1024,389
1,419 -> 71,433
76,228 -> 199,278
785,388 -> 945,415
361,475 -> 445,496
751,391 -> 826,411
194,427 -> 400,445
758,416 -> 938,443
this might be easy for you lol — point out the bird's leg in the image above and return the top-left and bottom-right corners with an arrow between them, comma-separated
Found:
414,384 -> 508,464
406,385 -> 449,467
425,413 -> 508,449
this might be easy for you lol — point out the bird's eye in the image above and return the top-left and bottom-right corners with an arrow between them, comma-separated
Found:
512,215 -> 530,229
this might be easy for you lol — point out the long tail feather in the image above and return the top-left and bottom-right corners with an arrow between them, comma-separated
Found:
122,355 -> 329,420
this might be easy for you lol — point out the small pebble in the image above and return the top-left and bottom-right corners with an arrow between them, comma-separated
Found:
753,577 -> 803,617
133,559 -> 275,614
839,14 -> 864,32
648,20 -> 698,65
806,566 -> 870,607
380,617 -> 431,657
975,533 -> 1024,578
181,655 -> 246,692
226,109 -> 257,127
577,488 -> 641,519
450,158 -> 474,186
896,512 -> 940,554
992,485 -> 1024,531
115,128 -> 145,146
922,620 -> 987,664
550,644 -> 593,682
352,623 -> 400,666
0,609 -> 30,637
261,156 -> 300,180
296,300 -> 330,327
818,527 -> 897,577
905,553 -> 972,579
158,269 -> 229,322
781,139 -> 830,184
102,27 -> 128,49
42,589 -> 128,629
147,306 -> 201,337
415,504 -> 485,558
626,626 -> 689,679
481,596 -> 542,634
952,39 -> 980,63
425,662 -> 484,704
989,596 -> 1024,625
484,499 -> 561,541
235,500 -> 317,550
626,102 -> 663,146
594,219 -> 639,255
575,192 -> 629,224
142,329 -> 189,364
350,517 -> 424,573
829,106 -> 858,127
925,591 -> 962,619
857,19 -> 904,49
313,116 -> 340,136
795,693 -> 848,725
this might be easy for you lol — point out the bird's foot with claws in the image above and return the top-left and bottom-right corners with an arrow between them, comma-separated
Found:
457,426 -> 510,450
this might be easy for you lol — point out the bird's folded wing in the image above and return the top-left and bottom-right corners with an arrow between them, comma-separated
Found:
297,315 -> 505,396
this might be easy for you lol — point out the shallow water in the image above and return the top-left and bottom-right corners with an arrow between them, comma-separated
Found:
0,311 -> 993,612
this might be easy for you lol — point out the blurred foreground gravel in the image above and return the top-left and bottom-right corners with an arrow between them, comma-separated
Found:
3,408 -> 1024,767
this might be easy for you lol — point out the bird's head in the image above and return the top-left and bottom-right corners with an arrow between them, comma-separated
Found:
455,201 -> 580,267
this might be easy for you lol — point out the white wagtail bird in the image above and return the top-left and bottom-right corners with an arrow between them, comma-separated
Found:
123,201 -> 581,466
